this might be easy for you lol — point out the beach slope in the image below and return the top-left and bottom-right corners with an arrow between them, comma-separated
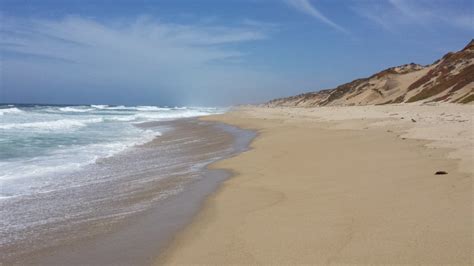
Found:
158,104 -> 472,264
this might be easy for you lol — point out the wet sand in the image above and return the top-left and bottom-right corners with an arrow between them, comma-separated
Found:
158,105 -> 472,264
2,119 -> 254,265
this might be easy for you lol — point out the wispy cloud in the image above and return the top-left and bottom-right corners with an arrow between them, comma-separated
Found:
352,4 -> 395,32
388,0 -> 431,22
284,0 -> 348,34
0,15 -> 282,105
354,0 -> 474,32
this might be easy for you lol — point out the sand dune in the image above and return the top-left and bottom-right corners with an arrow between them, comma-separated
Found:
266,40 -> 474,107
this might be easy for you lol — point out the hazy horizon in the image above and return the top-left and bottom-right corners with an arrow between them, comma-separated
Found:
1,0 -> 473,106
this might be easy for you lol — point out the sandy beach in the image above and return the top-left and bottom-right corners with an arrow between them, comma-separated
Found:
3,1 -> 473,265
158,104 -> 473,264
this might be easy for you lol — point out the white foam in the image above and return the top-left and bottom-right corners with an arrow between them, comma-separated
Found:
0,128 -> 160,188
135,106 -> 172,111
58,106 -> 94,112
0,118 -> 103,130
135,109 -> 221,121
91,104 -> 109,109
0,105 -> 224,198
0,161 -> 85,182
105,116 -> 137,122
0,107 -> 24,115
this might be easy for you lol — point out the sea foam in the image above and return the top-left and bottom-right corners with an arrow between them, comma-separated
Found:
0,118 -> 103,130
0,105 -> 223,197
0,107 -> 24,115
58,106 -> 94,112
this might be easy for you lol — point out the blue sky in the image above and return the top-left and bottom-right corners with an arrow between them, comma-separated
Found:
1,0 -> 472,106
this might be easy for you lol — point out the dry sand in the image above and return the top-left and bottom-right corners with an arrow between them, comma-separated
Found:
157,104 -> 473,264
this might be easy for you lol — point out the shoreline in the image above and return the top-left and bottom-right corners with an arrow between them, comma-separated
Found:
158,104 -> 472,264
3,118 -> 255,265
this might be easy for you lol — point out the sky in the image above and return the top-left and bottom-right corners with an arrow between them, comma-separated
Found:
0,0 -> 473,106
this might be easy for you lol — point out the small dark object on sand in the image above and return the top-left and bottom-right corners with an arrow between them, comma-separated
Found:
411,118 -> 416,122
435,171 -> 448,175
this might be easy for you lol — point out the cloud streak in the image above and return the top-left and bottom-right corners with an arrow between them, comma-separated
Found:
284,0 -> 348,34
354,0 -> 474,32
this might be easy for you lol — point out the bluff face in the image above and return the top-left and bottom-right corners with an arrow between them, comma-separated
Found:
265,40 -> 474,107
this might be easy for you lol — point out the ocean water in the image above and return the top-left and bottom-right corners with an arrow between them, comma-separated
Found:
0,104 -> 240,263
0,104 -> 222,199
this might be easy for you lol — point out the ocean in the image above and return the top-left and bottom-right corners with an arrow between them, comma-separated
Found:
0,104 -> 254,264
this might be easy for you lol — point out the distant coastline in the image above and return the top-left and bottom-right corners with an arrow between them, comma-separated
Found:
265,39 -> 474,107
